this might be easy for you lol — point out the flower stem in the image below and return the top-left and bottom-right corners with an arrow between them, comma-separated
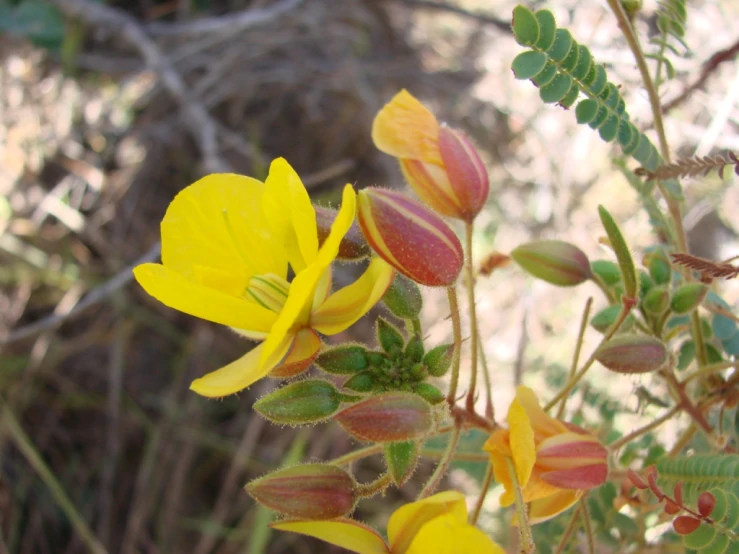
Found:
469,460 -> 494,525
446,286 -> 463,404
556,297 -> 593,419
506,457 -> 535,553
464,221 -> 480,412
554,505 -> 582,554
355,473 -> 393,498
580,495 -> 595,554
478,334 -> 495,421
418,424 -> 461,499
608,405 -> 681,451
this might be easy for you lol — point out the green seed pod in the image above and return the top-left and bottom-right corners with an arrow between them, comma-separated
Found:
377,318 -> 405,354
671,283 -> 708,314
413,383 -> 445,405
383,273 -> 423,319
591,260 -> 621,287
254,380 -> 342,424
591,304 -> 621,333
511,240 -> 592,286
246,463 -> 357,520
384,441 -> 420,487
343,372 -> 376,393
315,345 -> 369,374
594,334 -> 667,374
648,252 -> 671,285
423,344 -> 454,377
335,392 -> 433,442
598,206 -> 637,299
642,285 -> 670,315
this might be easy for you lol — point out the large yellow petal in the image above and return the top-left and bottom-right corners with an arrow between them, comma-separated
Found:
160,173 -> 286,282
189,332 -> 293,397
311,258 -> 395,335
371,90 -> 443,166
515,386 -> 569,440
405,514 -> 504,554
271,519 -> 389,554
133,263 -> 277,333
527,489 -> 582,525
387,491 -> 467,554
508,397 -> 536,489
262,158 -> 319,273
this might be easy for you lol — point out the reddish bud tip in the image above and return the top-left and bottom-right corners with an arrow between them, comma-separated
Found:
357,188 -> 463,287
335,391 -> 433,442
245,464 -> 357,520
673,515 -> 702,535
627,469 -> 648,490
315,205 -> 370,261
594,334 -> 668,374
697,491 -> 715,518
437,126 -> 489,221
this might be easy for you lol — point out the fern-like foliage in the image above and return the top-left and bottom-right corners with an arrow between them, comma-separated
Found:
647,0 -> 689,81
657,455 -> 739,504
510,5 -> 661,171
635,151 -> 739,181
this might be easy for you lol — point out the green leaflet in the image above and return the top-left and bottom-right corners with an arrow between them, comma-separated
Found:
650,0 -> 689,80
510,5 -> 664,172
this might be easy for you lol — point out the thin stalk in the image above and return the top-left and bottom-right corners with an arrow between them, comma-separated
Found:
554,505 -> 582,554
478,334 -> 495,421
556,297 -> 593,419
418,424 -> 461,499
662,370 -> 713,435
506,457 -> 535,553
422,448 -> 489,462
469,461 -> 495,525
2,403 -> 107,554
580,495 -> 595,554
355,473 -> 393,498
669,423 -> 697,456
684,361 -> 737,384
446,286 -> 463,404
608,405 -> 681,451
464,221 -> 480,411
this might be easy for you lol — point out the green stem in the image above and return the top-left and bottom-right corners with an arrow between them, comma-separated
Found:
469,461 -> 495,525
554,505 -> 582,554
418,424 -> 461,499
556,297 -> 593,418
2,403 -> 107,554
355,473 -> 393,498
464,222 -> 480,412
608,405 -> 681,451
506,457 -> 535,553
446,286 -> 463,404
684,361 -> 737,384
478,334 -> 495,421
580,495 -> 595,554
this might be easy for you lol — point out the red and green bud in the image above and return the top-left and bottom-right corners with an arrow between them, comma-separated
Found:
423,343 -> 454,377
511,240 -> 592,286
315,205 -> 370,261
335,391 -> 433,442
385,440 -> 421,487
535,433 -> 608,490
315,345 -> 369,374
357,188 -> 463,287
671,283 -> 707,314
594,334 -> 668,374
254,380 -> 344,424
383,273 -> 423,319
246,463 -> 357,520
437,126 -> 489,221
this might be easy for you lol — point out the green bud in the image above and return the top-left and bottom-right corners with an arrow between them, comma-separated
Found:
377,318 -> 405,354
246,463 -> 357,520
367,351 -> 388,367
677,340 -> 695,371
598,206 -> 637,299
594,334 -> 667,374
384,441 -> 420,487
511,240 -> 592,286
591,260 -> 621,287
383,273 -> 423,319
643,285 -> 670,315
639,271 -> 655,297
648,252 -> 671,285
405,335 -> 425,364
315,344 -> 369,374
343,372 -> 376,392
671,283 -> 708,314
423,344 -> 454,377
254,380 -> 342,424
621,0 -> 642,17
409,362 -> 427,380
591,304 -> 621,333
413,382 -> 445,404
335,392 -> 433,442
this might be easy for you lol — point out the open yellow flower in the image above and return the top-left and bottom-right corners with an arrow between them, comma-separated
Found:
483,386 -> 608,524
133,158 -> 395,398
271,490 -> 504,554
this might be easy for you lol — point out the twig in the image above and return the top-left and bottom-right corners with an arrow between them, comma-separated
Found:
49,0 -> 230,173
398,0 -> 511,33
1,242 -> 161,345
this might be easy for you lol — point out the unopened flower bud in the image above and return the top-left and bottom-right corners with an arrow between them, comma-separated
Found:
383,273 -> 423,319
377,318 -> 404,355
343,372 -> 376,392
511,240 -> 592,286
315,205 -> 370,261
591,260 -> 621,286
246,464 -> 357,520
315,345 -> 369,374
643,285 -> 670,315
254,380 -> 343,424
648,252 -> 671,285
671,283 -> 707,314
536,433 -> 608,490
423,344 -> 454,377
335,392 -> 433,442
385,440 -> 421,487
594,334 -> 667,374
357,188 -> 463,287
413,383 -> 445,404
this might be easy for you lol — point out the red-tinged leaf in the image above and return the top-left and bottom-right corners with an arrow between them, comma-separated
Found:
697,491 -> 715,517
674,482 -> 684,506
647,468 -> 664,500
664,499 -> 681,515
627,469 -> 648,490
673,515 -> 701,535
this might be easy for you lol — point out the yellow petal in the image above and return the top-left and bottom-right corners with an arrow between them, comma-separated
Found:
311,258 -> 395,335
508,396 -> 536,489
515,386 -> 568,440
314,184 -> 357,267
262,158 -> 318,273
133,263 -> 277,333
190,333 -> 293,398
405,514 -> 505,554
526,490 -> 582,525
161,173 -> 286,282
269,328 -> 322,378
371,90 -> 443,165
271,519 -> 389,554
387,491 -> 467,554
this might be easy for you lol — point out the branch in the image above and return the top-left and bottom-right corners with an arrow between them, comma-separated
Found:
397,0 -> 511,34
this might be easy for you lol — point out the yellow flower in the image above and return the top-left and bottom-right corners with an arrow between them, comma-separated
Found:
133,158 -> 395,398
371,90 -> 489,222
271,490 -> 504,554
483,386 -> 608,524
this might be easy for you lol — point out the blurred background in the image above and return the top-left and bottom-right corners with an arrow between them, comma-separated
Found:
1,0 -> 738,552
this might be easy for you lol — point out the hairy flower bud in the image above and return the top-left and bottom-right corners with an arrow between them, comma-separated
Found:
315,345 -> 369,374
594,334 -> 667,374
423,343 -> 455,377
511,240 -> 592,286
335,392 -> 433,442
671,283 -> 708,314
254,380 -> 344,424
357,188 -> 463,287
643,285 -> 670,315
314,205 -> 370,261
383,273 -> 423,319
246,464 -> 357,520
